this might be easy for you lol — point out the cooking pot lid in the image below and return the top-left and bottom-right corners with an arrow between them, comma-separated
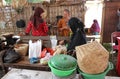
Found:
50,54 -> 77,70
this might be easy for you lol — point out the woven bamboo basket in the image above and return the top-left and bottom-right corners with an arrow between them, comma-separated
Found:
75,41 -> 109,74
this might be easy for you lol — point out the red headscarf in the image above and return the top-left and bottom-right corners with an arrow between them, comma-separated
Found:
30,7 -> 44,28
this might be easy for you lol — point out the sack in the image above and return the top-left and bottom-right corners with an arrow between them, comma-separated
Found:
14,44 -> 28,56
3,48 -> 21,63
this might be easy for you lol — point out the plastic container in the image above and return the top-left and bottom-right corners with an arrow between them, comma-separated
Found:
48,54 -> 77,77
78,62 -> 113,79
48,61 -> 76,77
116,37 -> 120,76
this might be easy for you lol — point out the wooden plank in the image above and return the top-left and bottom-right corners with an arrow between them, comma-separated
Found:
20,36 -> 95,44
3,56 -> 50,71
20,36 -> 70,42
20,36 -> 70,47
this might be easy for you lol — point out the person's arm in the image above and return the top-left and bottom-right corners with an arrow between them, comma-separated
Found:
90,24 -> 95,33
57,19 -> 62,31
67,32 -> 86,51
25,21 -> 32,35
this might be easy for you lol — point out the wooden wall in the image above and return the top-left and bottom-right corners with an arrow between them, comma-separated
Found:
101,1 -> 120,43
0,2 -> 86,35
48,4 -> 85,24
0,3 -> 47,35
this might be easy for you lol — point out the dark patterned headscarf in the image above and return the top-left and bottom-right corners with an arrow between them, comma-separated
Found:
30,7 -> 44,28
68,17 -> 85,34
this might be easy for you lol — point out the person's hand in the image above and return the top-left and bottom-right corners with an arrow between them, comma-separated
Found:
18,32 -> 26,36
25,33 -> 29,36
63,27 -> 68,29
59,40 -> 64,45
59,28 -> 64,31
59,26 -> 69,31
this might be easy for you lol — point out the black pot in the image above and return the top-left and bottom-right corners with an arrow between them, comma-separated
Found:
16,19 -> 26,28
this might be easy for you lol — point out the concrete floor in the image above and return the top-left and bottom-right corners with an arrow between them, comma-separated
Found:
1,68 -> 120,79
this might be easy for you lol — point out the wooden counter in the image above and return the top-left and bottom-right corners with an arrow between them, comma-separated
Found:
0,36 -> 97,74
3,56 -> 50,71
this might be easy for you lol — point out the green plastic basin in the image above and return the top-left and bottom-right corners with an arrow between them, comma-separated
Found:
78,62 -> 114,79
48,61 -> 76,77
48,54 -> 77,77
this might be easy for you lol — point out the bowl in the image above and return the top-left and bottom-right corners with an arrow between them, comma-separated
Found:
78,62 -> 114,79
48,61 -> 76,77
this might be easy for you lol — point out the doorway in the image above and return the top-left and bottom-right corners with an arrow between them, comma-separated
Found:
85,0 -> 103,30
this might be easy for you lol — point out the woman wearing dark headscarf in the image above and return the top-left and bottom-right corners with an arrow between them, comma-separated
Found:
25,7 -> 48,36
90,19 -> 100,35
67,17 -> 87,51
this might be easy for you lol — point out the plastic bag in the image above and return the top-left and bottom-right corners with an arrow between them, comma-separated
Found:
50,36 -> 57,50
3,48 -> 21,63
40,53 -> 52,65
29,40 -> 42,58
40,48 -> 47,58
0,21 -> 6,29
53,45 -> 67,55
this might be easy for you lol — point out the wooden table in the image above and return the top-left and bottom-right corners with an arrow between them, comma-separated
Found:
0,35 -> 98,73
1,68 -> 120,79
86,35 -> 100,42
3,56 -> 50,71
86,35 -> 100,39
0,49 -> 50,74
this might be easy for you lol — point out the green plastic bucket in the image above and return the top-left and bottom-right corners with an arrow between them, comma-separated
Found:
78,62 -> 114,79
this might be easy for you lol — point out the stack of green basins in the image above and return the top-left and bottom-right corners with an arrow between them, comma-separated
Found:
48,54 -> 77,78
78,62 -> 114,79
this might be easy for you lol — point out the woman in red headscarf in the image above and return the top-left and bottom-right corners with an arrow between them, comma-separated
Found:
25,7 -> 48,36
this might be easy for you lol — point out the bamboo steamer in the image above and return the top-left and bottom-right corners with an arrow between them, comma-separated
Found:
75,41 -> 109,74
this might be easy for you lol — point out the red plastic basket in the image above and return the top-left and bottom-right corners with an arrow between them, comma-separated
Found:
116,37 -> 120,76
